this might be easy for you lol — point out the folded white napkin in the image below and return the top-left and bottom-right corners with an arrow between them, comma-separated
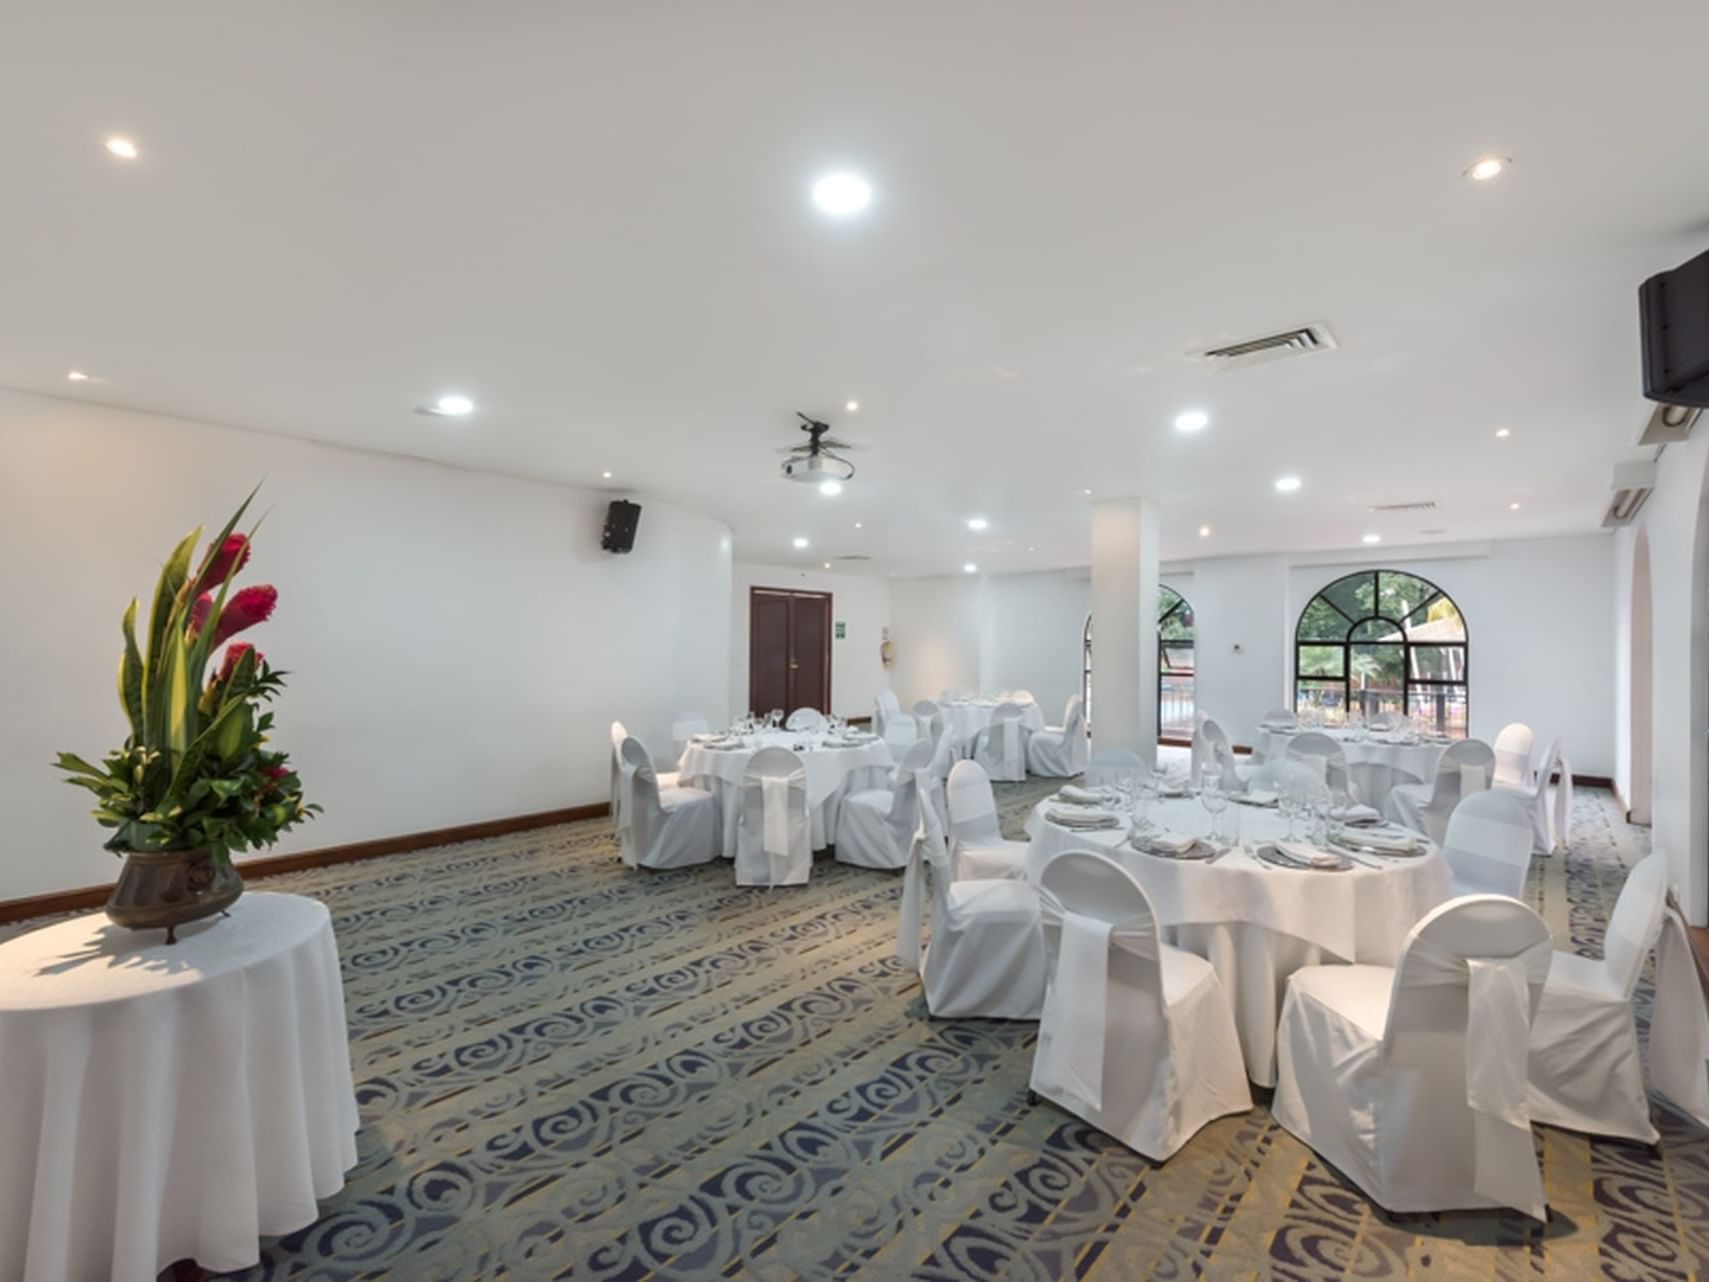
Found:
1273,841 -> 1348,870
1048,807 -> 1121,829
1334,825 -> 1419,854
1336,803 -> 1381,823
1055,785 -> 1112,805
1236,789 -> 1279,807
1138,829 -> 1196,855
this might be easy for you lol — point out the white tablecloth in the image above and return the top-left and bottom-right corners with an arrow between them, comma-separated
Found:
1251,726 -> 1450,807
1025,795 -> 1451,1083
0,892 -> 359,1282
937,698 -> 1047,749
679,731 -> 893,855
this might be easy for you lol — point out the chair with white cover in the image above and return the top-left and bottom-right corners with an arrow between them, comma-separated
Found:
1273,895 -> 1555,1220
896,803 -> 1046,1019
973,701 -> 1031,782
1030,851 -> 1252,1159
946,759 -> 1028,881
616,736 -> 719,870
1492,722 -> 1536,789
1285,731 -> 1357,804
1384,738 -> 1495,845
921,706 -> 957,784
734,747 -> 812,886
873,689 -> 917,750
835,739 -> 934,871
785,707 -> 827,733
1528,852 -> 1669,1143
1027,695 -> 1088,778
1440,788 -> 1534,899
1085,748 -> 1143,790
1497,737 -> 1570,855
1192,719 -> 1247,792
911,698 -> 944,747
610,721 -> 630,836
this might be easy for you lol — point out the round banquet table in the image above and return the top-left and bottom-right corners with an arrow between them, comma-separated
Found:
678,730 -> 893,856
936,697 -> 1047,750
0,892 -> 359,1282
1024,795 -> 1451,1085
1250,725 -> 1450,808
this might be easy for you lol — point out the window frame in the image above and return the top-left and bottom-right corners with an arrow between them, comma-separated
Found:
1292,569 -> 1468,735
1081,586 -> 1198,738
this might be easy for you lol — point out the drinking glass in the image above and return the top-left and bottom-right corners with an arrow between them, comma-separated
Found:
1311,794 -> 1332,845
1133,773 -> 1157,833
1279,785 -> 1300,841
1201,777 -> 1227,843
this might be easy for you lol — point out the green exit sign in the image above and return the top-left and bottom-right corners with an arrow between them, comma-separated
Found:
834,621 -> 846,640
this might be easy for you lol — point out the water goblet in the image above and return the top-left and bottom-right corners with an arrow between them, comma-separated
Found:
1201,777 -> 1228,844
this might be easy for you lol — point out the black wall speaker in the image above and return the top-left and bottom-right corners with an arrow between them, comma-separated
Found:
601,500 -> 642,553
1641,247 -> 1709,408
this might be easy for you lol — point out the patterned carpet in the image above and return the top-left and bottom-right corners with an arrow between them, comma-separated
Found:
68,781 -> 1709,1279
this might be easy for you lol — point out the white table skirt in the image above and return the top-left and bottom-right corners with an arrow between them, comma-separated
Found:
937,699 -> 1047,749
679,733 -> 893,856
0,892 -> 359,1282
1025,795 -> 1451,1083
1251,727 -> 1449,808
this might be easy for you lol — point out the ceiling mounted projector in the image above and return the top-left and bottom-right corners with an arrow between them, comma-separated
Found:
779,412 -> 857,484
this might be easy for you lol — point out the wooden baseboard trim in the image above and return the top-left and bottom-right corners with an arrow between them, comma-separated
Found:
1158,736 -> 1253,756
0,802 -> 609,927
1573,772 -> 1614,790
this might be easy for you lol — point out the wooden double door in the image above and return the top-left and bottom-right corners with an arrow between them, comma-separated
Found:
748,588 -> 832,719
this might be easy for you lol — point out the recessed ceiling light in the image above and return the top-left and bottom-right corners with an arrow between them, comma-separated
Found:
1082,488 -> 1093,496
811,172 -> 872,216
1362,533 -> 1381,545
1027,545 -> 1036,552
845,400 -> 860,413
601,470 -> 613,480
1509,501 -> 1521,511
854,521 -> 863,529
966,516 -> 989,531
1199,525 -> 1212,538
819,479 -> 844,497
1465,156 -> 1510,182
104,136 -> 139,160
793,536 -> 810,549
1174,409 -> 1210,433
823,562 -> 831,570
1495,427 -> 1511,439
962,562 -> 978,574
427,393 -> 474,417
66,370 -> 90,382
1274,475 -> 1302,493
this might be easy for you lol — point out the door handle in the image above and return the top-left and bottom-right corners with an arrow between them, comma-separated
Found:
789,660 -> 799,670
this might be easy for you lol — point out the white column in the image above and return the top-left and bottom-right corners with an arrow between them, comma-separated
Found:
1090,497 -> 1161,769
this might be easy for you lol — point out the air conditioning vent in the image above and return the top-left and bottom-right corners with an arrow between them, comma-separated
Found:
1603,460 -> 1657,528
833,554 -> 873,562
1197,323 -> 1337,369
1638,402 -> 1700,446
1369,500 -> 1437,513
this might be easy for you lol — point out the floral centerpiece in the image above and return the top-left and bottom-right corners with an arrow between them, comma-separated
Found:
55,490 -> 318,942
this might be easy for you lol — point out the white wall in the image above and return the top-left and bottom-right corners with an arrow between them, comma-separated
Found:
0,388 -> 732,900
889,535 -> 1617,771
729,563 -> 890,720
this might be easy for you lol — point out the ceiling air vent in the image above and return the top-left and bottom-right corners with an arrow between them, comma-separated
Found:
1638,402 -> 1700,446
1369,500 -> 1437,513
1197,323 -> 1338,369
1603,460 -> 1657,528
833,554 -> 873,562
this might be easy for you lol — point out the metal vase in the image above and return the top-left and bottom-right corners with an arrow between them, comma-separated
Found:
105,849 -> 244,945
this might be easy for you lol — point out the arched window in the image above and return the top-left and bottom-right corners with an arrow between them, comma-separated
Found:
1080,586 -> 1197,737
1295,569 -> 1467,735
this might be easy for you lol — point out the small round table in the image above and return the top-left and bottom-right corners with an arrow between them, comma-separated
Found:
0,891 -> 359,1282
1251,726 -> 1450,808
678,731 -> 894,855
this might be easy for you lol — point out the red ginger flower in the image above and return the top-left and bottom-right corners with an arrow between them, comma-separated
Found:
189,592 -> 214,637
211,585 -> 277,647
216,641 -> 261,684
192,534 -> 251,595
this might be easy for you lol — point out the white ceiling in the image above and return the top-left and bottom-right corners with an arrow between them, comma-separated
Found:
4,1 -> 1708,576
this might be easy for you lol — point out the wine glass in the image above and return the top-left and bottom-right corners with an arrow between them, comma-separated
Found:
1133,772 -> 1158,833
1201,775 -> 1228,844
1279,783 -> 1301,841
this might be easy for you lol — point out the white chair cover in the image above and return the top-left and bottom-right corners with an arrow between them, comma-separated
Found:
874,689 -> 917,749
735,747 -> 812,886
785,707 -> 827,733
1651,900 -> 1709,1128
1440,789 -> 1534,898
617,736 -> 720,870
1285,731 -> 1357,804
922,709 -> 956,784
834,739 -> 934,871
1274,895 -> 1554,1220
1192,719 -> 1246,792
1384,738 -> 1495,845
895,801 -> 1046,1019
945,759 -> 1028,881
1497,737 -> 1566,855
1527,853 -> 1669,1142
973,701 -> 1030,782
1031,851 -> 1252,1160
1085,748 -> 1142,790
1492,722 -> 1535,789
610,720 -> 629,836
1027,695 -> 1088,778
